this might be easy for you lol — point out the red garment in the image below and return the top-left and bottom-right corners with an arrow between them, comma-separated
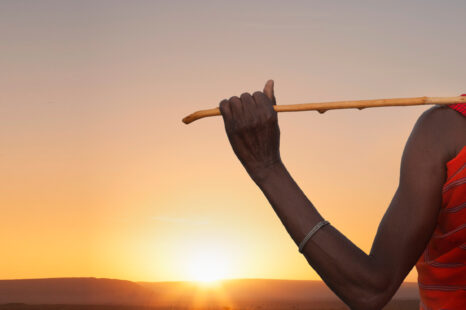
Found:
415,98 -> 466,309
448,94 -> 466,116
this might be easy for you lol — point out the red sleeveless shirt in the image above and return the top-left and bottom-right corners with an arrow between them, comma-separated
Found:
415,97 -> 466,309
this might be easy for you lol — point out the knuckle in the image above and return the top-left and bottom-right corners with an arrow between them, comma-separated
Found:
253,91 -> 263,98
219,99 -> 228,108
219,100 -> 229,115
229,96 -> 240,103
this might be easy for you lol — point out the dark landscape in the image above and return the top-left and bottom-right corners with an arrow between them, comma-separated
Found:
0,278 -> 419,309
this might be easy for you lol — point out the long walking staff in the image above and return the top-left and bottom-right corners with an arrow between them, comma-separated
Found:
182,96 -> 466,124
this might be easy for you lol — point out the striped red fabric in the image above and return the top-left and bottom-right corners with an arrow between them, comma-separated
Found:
448,94 -> 466,116
415,100 -> 466,309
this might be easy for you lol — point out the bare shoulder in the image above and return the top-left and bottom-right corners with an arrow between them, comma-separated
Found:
410,106 -> 466,162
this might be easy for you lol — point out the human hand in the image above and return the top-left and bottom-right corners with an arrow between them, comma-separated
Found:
219,80 -> 282,181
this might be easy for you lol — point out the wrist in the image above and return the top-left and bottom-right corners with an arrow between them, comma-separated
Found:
249,160 -> 287,184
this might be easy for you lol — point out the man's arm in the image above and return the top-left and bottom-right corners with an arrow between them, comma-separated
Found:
253,112 -> 445,309
219,81 -> 450,310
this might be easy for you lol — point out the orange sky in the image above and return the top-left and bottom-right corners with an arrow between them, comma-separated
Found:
1,1 -> 466,283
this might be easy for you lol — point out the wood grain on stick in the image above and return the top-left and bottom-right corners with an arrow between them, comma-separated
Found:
182,96 -> 466,124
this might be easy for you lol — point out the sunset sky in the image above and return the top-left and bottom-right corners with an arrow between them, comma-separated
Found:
1,0 -> 466,283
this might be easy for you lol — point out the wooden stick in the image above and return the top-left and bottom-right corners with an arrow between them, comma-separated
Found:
182,96 -> 466,124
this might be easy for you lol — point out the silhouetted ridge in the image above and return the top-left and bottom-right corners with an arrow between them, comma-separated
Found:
0,278 -> 153,305
0,278 -> 419,308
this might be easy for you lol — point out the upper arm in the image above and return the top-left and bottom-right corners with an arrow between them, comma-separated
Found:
369,107 -> 452,302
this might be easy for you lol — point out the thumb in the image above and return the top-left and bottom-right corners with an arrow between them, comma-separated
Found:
263,79 -> 276,105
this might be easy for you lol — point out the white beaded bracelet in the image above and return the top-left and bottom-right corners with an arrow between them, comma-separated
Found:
298,220 -> 330,253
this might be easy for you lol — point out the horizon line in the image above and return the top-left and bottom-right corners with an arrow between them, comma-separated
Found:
0,276 -> 419,284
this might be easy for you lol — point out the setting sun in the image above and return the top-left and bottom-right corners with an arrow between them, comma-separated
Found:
188,249 -> 229,283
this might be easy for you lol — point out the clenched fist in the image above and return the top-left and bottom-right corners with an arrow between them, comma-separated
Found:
219,80 -> 282,182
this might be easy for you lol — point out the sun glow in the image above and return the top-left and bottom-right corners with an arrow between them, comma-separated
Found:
188,249 -> 229,284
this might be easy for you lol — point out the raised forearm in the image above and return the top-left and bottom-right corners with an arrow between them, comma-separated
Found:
216,82 -> 444,310
217,82 -> 397,309
253,162 -> 390,309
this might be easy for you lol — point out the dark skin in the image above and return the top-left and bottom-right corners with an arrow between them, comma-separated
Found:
218,80 -> 466,310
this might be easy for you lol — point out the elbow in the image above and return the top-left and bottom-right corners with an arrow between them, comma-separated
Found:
348,292 -> 390,310
343,275 -> 395,310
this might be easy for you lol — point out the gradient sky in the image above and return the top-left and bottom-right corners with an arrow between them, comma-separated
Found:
1,0 -> 466,282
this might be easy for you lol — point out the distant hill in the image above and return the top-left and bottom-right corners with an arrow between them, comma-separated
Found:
0,278 -> 419,309
0,278 -> 153,305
